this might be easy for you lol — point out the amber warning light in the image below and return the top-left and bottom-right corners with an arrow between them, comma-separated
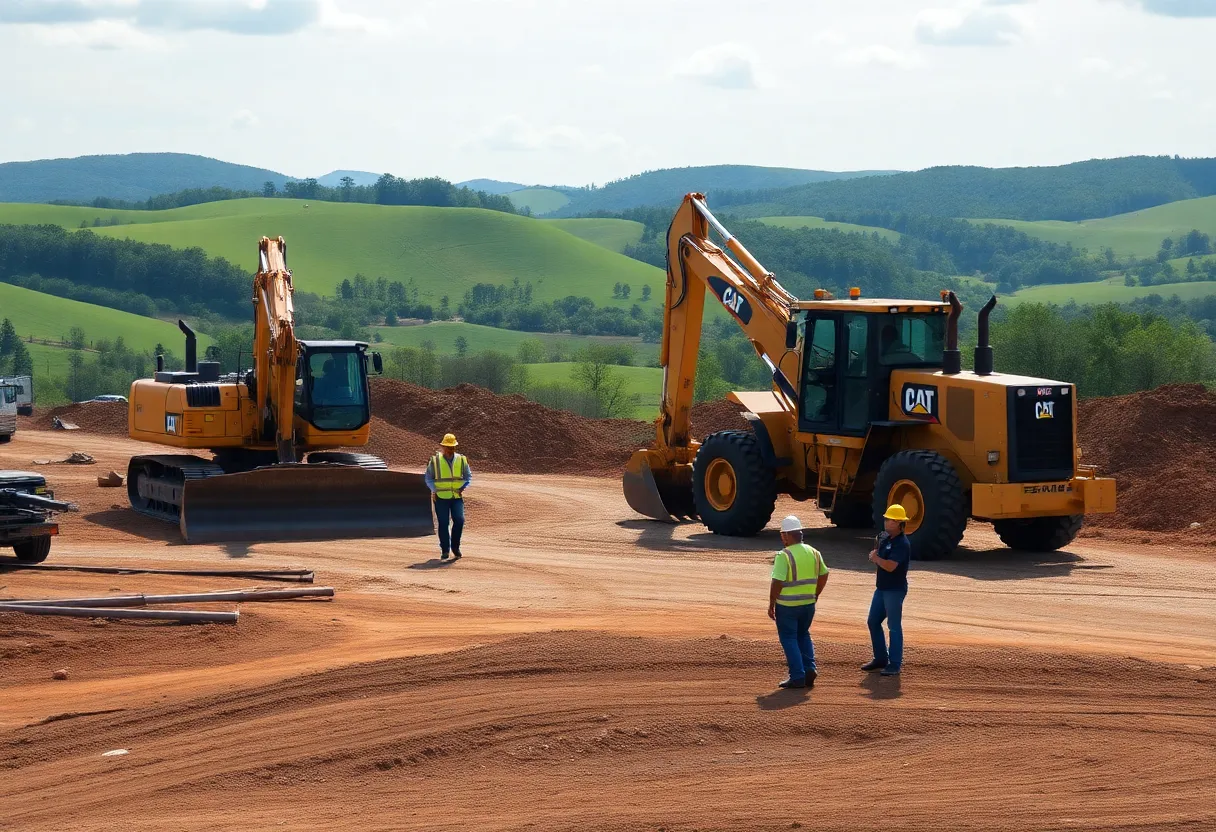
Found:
849,287 -> 861,299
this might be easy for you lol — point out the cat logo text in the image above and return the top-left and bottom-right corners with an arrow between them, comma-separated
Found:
1035,401 -> 1055,420
900,383 -> 939,423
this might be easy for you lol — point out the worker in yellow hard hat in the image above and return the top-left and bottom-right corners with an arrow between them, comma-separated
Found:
863,503 -> 911,676
424,433 -> 471,560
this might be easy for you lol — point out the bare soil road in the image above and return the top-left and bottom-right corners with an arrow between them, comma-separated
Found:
2,430 -> 1214,831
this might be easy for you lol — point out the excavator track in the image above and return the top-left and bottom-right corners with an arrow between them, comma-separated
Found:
127,455 -> 227,525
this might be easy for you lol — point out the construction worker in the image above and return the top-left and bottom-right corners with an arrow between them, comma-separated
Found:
863,503 -> 912,676
768,515 -> 830,689
424,433 -> 471,560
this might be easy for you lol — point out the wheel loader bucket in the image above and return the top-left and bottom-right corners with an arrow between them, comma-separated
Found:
179,464 -> 434,544
623,450 -> 696,522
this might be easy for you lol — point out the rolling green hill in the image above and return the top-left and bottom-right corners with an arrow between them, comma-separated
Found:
62,198 -> 664,304
1006,279 -> 1216,306
0,282 -> 207,350
712,156 -> 1216,223
372,320 -> 658,364
550,165 -> 896,217
545,218 -> 645,252
0,152 -> 290,204
974,196 -> 1216,259
507,188 -> 570,215
757,216 -> 901,242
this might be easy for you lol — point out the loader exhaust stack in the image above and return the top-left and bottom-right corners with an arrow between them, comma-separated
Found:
974,295 -> 997,376
942,291 -> 962,375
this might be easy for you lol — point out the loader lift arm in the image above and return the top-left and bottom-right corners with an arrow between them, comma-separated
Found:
625,194 -> 801,520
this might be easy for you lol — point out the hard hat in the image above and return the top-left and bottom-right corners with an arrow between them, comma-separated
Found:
884,504 -> 908,522
780,515 -> 802,533
440,433 -> 459,447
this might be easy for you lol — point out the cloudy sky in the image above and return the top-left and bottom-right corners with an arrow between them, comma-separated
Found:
1,0 -> 1215,185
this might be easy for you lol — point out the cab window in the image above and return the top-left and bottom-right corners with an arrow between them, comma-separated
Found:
878,313 -> 946,366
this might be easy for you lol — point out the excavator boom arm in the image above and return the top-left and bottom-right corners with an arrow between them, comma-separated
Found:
252,236 -> 300,462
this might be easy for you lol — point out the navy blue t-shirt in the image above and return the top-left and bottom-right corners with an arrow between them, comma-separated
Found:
875,532 -> 911,591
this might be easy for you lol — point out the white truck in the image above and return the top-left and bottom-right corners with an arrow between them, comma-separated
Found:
0,375 -> 33,415
0,381 -> 16,443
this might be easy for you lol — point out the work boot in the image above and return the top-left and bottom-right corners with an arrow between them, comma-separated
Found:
440,552 -> 449,561
452,550 -> 462,560
880,667 -> 901,677
778,677 -> 807,689
861,660 -> 887,672
806,669 -> 818,684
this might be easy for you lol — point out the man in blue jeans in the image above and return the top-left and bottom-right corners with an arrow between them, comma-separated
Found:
424,433 -> 471,560
768,515 -> 830,689
863,503 -> 911,676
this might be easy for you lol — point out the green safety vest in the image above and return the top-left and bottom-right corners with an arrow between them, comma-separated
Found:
774,542 -> 826,607
431,453 -> 466,500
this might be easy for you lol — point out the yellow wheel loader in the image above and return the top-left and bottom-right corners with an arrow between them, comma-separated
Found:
126,236 -> 433,543
624,195 -> 1115,559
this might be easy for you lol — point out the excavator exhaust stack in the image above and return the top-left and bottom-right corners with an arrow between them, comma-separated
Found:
179,465 -> 433,544
623,450 -> 697,522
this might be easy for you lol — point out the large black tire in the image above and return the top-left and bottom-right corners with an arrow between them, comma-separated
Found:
994,515 -> 1083,552
873,450 -> 967,561
13,535 -> 51,563
828,497 -> 875,529
0,434 -> 12,444
692,430 -> 777,536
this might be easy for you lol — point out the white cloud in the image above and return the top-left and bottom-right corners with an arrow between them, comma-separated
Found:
315,0 -> 420,37
14,116 -> 36,132
230,108 -> 259,129
30,17 -> 164,49
916,6 -> 1026,46
1079,56 -> 1114,74
468,116 -> 625,154
673,42 -> 761,90
840,44 -> 921,69
0,0 -> 320,35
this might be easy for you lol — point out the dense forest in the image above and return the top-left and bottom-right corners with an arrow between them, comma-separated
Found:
708,156 -> 1216,222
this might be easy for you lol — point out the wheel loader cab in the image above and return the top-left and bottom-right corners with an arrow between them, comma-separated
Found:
797,306 -> 949,435
294,341 -> 373,433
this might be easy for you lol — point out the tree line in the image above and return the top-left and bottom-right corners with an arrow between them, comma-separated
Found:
62,175 -> 522,215
0,319 -> 34,378
458,281 -> 650,337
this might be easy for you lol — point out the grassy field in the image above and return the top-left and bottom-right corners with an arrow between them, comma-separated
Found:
523,362 -> 662,420
0,282 -> 206,351
973,196 -> 1216,259
506,188 -> 570,216
1006,279 -> 1216,305
372,320 -> 659,364
545,218 -> 645,253
35,198 -> 665,305
757,216 -> 901,241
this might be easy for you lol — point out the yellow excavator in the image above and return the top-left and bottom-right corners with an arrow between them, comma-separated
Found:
624,194 -> 1116,559
126,236 -> 433,543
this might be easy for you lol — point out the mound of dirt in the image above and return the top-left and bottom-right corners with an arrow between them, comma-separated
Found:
690,398 -> 750,436
30,401 -> 128,437
1078,383 -> 1216,534
369,379 -> 651,475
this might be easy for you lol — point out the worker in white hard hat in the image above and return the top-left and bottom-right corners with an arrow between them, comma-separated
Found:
863,503 -> 912,676
424,433 -> 471,560
768,514 -> 830,689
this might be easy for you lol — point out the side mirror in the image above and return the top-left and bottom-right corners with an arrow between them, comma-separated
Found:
785,320 -> 798,350
372,352 -> 384,374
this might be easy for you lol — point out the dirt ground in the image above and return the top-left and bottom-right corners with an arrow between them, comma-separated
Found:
2,430 -> 1214,831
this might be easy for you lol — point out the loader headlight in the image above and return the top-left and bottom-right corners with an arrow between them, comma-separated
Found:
987,451 -> 1000,465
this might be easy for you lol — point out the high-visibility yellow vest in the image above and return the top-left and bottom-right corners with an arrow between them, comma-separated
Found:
431,453 -> 466,500
775,543 -> 826,607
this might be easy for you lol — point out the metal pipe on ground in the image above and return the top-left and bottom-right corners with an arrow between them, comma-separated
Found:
3,587 -> 335,607
0,604 -> 238,624
0,563 -> 314,582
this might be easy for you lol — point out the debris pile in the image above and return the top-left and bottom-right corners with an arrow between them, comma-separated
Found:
1078,383 -> 1216,534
